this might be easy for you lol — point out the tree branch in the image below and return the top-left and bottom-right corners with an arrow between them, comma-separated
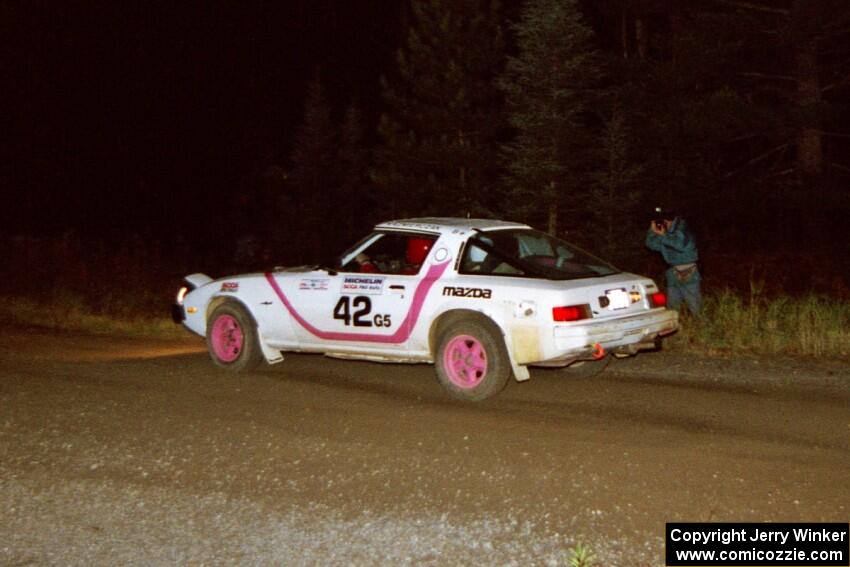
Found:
725,143 -> 790,178
750,84 -> 796,100
730,132 -> 768,143
821,74 -> 850,93
711,0 -> 790,16
818,24 -> 850,39
829,162 -> 850,175
763,167 -> 796,180
820,14 -> 850,34
739,72 -> 795,82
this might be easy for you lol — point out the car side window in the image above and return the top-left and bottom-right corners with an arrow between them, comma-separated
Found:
460,240 -> 525,276
341,233 -> 437,275
460,230 -> 618,280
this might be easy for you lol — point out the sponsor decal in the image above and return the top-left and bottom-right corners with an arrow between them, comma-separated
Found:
342,276 -> 385,295
221,282 -> 239,292
442,286 -> 492,299
299,278 -> 329,291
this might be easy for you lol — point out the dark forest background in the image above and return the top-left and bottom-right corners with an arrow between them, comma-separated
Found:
3,0 -> 850,310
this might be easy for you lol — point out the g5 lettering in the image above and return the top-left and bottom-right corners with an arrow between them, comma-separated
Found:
333,296 -> 391,328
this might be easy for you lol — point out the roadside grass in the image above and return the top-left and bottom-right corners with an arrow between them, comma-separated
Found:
0,293 -> 185,338
668,288 -> 850,358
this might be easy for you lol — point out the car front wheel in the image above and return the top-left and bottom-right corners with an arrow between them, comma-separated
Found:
206,303 -> 263,372
435,319 -> 511,401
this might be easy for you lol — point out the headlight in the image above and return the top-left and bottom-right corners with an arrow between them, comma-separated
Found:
176,286 -> 188,305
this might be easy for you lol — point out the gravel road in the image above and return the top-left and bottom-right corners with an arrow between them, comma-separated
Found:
1,329 -> 848,566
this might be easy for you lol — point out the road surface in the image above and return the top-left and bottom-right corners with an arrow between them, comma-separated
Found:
1,329 -> 848,565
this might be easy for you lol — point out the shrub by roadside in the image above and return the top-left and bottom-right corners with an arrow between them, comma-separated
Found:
668,289 -> 850,358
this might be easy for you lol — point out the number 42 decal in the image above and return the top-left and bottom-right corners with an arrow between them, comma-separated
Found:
333,296 -> 392,328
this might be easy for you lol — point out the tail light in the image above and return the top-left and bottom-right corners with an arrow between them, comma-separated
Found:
552,304 -> 591,322
650,292 -> 667,308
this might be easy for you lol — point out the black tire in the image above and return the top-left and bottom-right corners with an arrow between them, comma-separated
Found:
205,303 -> 264,372
435,318 -> 512,401
561,355 -> 611,378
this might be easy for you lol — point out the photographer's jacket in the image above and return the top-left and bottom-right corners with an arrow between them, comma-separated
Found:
645,218 -> 699,267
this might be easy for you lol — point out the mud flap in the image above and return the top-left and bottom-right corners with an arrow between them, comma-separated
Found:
257,330 -> 284,364
510,358 -> 531,382
502,330 -> 531,382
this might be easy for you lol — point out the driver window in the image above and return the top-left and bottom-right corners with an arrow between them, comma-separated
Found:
342,233 -> 436,275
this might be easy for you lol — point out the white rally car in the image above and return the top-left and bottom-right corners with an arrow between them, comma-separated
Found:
173,218 -> 677,401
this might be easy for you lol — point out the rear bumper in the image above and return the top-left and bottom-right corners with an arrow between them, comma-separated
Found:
550,308 -> 678,358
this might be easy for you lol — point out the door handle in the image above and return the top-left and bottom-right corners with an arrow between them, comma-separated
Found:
389,285 -> 405,291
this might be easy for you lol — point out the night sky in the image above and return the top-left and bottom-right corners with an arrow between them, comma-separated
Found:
2,1 -> 404,237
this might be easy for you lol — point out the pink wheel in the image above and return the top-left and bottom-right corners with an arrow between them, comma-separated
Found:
435,318 -> 511,401
442,335 -> 488,389
205,303 -> 264,372
210,314 -> 244,362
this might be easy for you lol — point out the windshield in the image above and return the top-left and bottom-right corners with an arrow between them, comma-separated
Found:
460,229 -> 619,280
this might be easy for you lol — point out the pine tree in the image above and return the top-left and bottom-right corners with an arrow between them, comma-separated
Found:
710,0 -> 850,243
375,0 -> 505,218
286,74 -> 338,261
337,102 -> 374,242
611,1 -> 850,248
592,1 -> 758,252
500,0 -> 602,236
589,102 -> 643,263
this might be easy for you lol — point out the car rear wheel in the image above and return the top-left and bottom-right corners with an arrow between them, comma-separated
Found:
206,303 -> 263,372
435,319 -> 511,401
561,355 -> 611,378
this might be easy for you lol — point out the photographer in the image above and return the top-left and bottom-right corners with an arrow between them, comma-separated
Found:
645,207 -> 701,315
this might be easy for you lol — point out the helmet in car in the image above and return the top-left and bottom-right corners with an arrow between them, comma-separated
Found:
406,237 -> 433,265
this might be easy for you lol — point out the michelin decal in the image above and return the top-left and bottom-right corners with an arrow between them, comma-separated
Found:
342,276 -> 385,295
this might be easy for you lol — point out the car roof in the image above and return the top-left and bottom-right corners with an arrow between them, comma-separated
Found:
375,217 -> 531,235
